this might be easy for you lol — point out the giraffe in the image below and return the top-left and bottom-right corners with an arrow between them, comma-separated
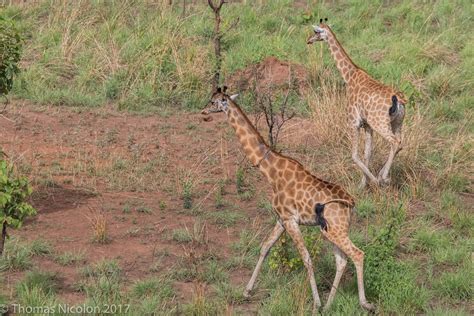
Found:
202,86 -> 374,313
307,18 -> 406,188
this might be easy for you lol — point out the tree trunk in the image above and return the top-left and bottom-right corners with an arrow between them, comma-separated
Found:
0,222 -> 6,256
212,7 -> 222,91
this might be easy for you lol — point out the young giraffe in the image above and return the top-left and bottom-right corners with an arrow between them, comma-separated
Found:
202,86 -> 374,313
307,19 -> 407,188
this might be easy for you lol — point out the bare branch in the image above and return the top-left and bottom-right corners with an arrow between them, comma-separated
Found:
208,0 -> 226,12
222,17 -> 240,36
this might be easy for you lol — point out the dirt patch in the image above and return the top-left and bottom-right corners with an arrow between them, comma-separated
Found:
226,56 -> 310,94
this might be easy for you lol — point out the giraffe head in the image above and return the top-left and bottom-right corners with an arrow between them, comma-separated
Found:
201,86 -> 238,115
307,18 -> 330,44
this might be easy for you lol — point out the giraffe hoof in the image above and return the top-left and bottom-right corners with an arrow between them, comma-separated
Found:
358,180 -> 367,190
243,290 -> 251,298
361,301 -> 375,311
312,304 -> 321,315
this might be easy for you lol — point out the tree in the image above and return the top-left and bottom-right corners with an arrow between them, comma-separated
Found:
249,68 -> 298,150
207,0 -> 238,91
0,160 -> 36,256
0,15 -> 22,105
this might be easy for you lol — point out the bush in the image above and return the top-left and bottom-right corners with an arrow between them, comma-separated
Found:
0,160 -> 36,256
268,228 -> 322,272
0,16 -> 22,96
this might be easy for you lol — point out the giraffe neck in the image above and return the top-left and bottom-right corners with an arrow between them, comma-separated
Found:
325,27 -> 358,83
226,102 -> 271,169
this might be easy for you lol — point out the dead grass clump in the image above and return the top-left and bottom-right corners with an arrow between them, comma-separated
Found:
85,206 -> 109,244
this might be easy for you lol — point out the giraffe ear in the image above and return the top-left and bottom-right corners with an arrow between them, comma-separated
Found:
230,94 -> 239,101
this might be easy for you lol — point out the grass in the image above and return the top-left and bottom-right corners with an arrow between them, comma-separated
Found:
171,228 -> 193,243
0,0 -> 472,314
207,209 -> 246,228
55,250 -> 86,266
15,271 -> 59,310
0,239 -> 33,271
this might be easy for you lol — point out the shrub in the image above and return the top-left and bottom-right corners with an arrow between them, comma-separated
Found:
0,16 -> 22,97
0,160 -> 36,256
268,228 -> 322,272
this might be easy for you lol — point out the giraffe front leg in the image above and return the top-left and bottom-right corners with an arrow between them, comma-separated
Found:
351,127 -> 378,186
244,221 -> 285,298
283,219 -> 321,313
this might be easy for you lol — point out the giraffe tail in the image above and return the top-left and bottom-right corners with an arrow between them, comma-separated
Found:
315,199 -> 354,231
315,203 -> 328,231
389,95 -> 398,116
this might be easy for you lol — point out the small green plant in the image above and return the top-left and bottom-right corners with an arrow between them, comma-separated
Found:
80,260 -> 124,307
214,180 -> 226,208
0,160 -> 36,256
55,250 -> 86,266
159,201 -> 167,210
434,267 -> 473,300
136,205 -> 152,214
0,238 -> 31,271
182,180 -> 193,209
235,167 -> 255,200
18,271 -> 58,296
208,210 -> 244,228
30,239 -> 53,256
172,228 -> 192,243
235,167 -> 245,194
131,278 -> 174,300
0,16 -> 22,98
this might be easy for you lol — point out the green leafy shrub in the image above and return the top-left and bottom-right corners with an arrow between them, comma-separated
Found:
268,229 -> 322,272
0,16 -> 22,96
0,160 -> 36,256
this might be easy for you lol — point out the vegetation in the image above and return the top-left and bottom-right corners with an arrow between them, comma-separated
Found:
0,14 -> 22,98
0,161 -> 36,256
0,1 -> 472,315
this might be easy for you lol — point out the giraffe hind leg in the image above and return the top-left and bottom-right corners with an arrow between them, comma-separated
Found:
359,127 -> 373,189
376,124 -> 401,184
323,245 -> 347,311
323,230 -> 375,311
351,127 -> 378,185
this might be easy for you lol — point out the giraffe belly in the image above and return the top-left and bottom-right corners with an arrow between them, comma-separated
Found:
297,204 -> 319,226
